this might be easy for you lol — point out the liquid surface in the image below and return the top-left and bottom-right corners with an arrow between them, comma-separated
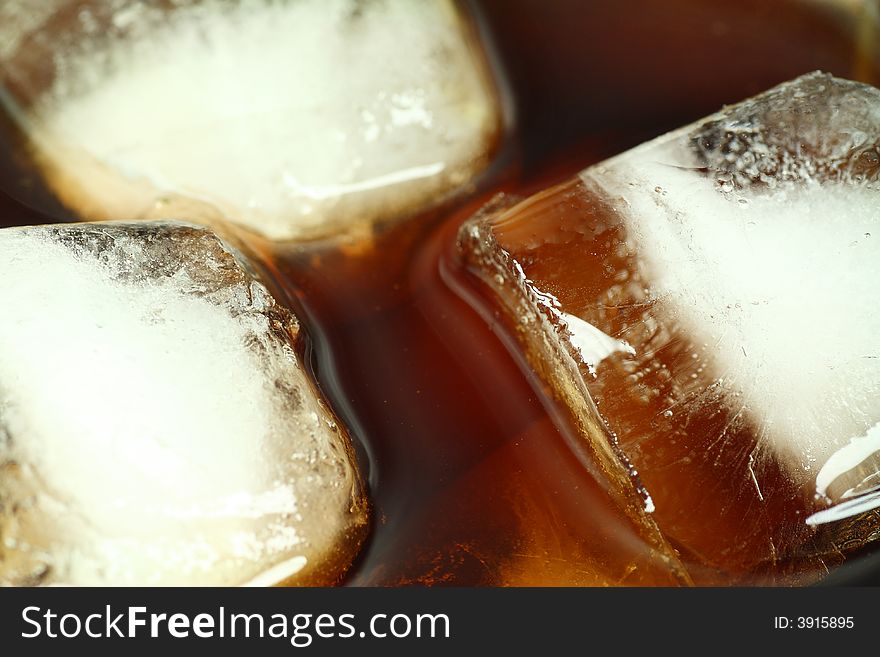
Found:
1,0 -> 879,585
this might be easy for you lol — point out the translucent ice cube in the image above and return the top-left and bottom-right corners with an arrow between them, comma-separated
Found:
0,221 -> 368,586
0,0 -> 500,241
458,73 -> 880,583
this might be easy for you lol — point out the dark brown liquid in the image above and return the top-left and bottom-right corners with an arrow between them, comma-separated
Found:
1,0 -> 878,585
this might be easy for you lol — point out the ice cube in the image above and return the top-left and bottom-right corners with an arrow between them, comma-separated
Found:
0,221 -> 368,586
1,0 -> 500,241
458,73 -> 880,583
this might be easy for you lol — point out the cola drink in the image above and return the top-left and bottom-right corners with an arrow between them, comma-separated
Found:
1,0 -> 879,585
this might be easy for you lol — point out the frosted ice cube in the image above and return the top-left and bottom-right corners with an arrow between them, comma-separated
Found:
459,73 -> 880,582
1,0 -> 500,241
0,221 -> 368,586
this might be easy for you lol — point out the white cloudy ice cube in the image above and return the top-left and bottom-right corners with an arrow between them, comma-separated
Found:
5,0 -> 500,241
0,221 -> 368,586
458,72 -> 880,579
586,72 -> 880,523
